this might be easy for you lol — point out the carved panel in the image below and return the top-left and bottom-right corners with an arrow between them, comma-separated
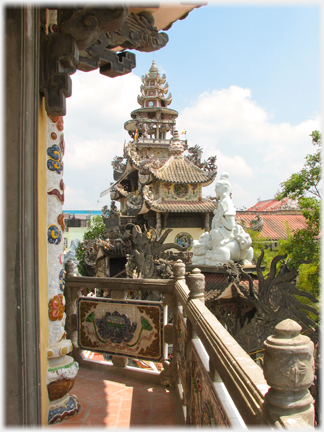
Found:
78,298 -> 164,361
41,7 -> 171,116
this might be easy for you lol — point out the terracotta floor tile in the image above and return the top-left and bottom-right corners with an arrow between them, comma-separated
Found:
50,367 -> 184,428
70,387 -> 102,401
88,402 -> 110,417
82,415 -> 108,427
117,420 -> 132,427
104,386 -> 129,396
103,415 -> 119,427
130,406 -> 151,419
106,395 -> 123,406
152,401 -> 176,413
106,404 -> 122,417
151,415 -> 182,426
84,392 -> 110,403
120,399 -> 133,411
129,419 -> 151,426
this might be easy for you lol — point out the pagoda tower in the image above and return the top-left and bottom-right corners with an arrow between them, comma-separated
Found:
124,60 -> 177,146
102,60 -> 217,250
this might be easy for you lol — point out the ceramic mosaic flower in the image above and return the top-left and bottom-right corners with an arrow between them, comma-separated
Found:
47,144 -> 63,174
48,224 -> 62,245
48,294 -> 65,321
86,311 -> 137,344
193,370 -> 202,392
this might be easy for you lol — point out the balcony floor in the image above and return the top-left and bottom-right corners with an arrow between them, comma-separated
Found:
49,358 -> 183,428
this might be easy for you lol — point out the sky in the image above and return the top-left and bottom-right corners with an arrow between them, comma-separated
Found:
62,1 -> 322,212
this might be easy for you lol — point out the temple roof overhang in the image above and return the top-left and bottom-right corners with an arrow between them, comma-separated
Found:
101,158 -> 137,198
41,4 -> 205,117
130,106 -> 178,118
145,199 -> 216,213
110,4 -> 205,52
137,94 -> 173,106
151,155 -> 217,185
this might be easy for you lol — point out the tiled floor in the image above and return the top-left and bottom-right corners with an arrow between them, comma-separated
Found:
49,360 -> 184,428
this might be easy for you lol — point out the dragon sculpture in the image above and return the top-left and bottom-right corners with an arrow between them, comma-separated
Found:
125,224 -> 187,279
186,145 -> 217,172
208,251 -> 319,357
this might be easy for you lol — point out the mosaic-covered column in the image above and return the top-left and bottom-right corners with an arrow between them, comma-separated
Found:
46,115 -> 80,424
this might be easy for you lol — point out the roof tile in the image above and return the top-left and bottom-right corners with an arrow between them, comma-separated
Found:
236,213 -> 307,240
149,200 -> 216,213
151,156 -> 216,185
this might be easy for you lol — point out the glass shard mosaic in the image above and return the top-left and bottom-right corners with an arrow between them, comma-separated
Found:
78,297 -> 164,361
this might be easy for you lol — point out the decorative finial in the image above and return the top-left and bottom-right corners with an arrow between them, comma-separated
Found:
170,130 -> 184,155
150,60 -> 158,72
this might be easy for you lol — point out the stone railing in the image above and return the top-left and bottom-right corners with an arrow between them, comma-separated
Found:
64,260 -> 315,428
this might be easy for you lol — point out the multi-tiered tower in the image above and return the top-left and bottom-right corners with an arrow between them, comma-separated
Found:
102,60 -> 217,250
124,60 -> 177,146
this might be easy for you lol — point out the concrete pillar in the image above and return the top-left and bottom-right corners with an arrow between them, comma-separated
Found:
263,319 -> 315,427
46,115 -> 80,424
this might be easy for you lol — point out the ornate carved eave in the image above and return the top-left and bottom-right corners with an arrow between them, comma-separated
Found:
40,5 -> 173,116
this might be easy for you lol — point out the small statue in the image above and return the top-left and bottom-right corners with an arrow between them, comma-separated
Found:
192,172 -> 253,266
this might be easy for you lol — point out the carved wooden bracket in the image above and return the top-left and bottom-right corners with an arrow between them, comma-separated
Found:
40,7 -> 169,116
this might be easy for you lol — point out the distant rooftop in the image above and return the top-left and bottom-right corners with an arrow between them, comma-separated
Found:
246,197 -> 299,212
63,210 -> 102,215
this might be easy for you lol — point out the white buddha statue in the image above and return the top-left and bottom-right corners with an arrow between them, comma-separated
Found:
192,172 -> 253,266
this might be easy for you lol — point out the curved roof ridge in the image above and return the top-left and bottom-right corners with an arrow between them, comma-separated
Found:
150,154 -> 217,185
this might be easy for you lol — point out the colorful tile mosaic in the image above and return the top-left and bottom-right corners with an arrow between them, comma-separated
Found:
48,394 -> 81,425
47,179 -> 65,204
48,294 -> 65,321
46,112 -> 79,424
78,298 -> 164,361
47,144 -> 63,174
57,213 -> 65,231
59,269 -> 65,292
190,345 -> 229,426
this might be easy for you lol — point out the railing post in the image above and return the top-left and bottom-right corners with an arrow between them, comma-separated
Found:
64,260 -> 82,362
187,268 -> 205,304
263,319 -> 315,427
173,259 -> 186,280
159,260 -> 185,387
65,259 -> 76,277
173,260 -> 192,422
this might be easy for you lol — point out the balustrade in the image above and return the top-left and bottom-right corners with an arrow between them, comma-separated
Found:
64,259 -> 315,427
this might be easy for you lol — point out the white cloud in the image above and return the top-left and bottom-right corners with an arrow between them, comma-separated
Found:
64,185 -> 96,210
177,86 -> 320,208
63,71 -> 141,210
64,137 -> 119,170
62,73 -> 320,211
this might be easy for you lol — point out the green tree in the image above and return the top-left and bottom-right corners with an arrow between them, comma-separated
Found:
247,229 -> 278,272
275,131 -> 321,307
75,215 -> 106,276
